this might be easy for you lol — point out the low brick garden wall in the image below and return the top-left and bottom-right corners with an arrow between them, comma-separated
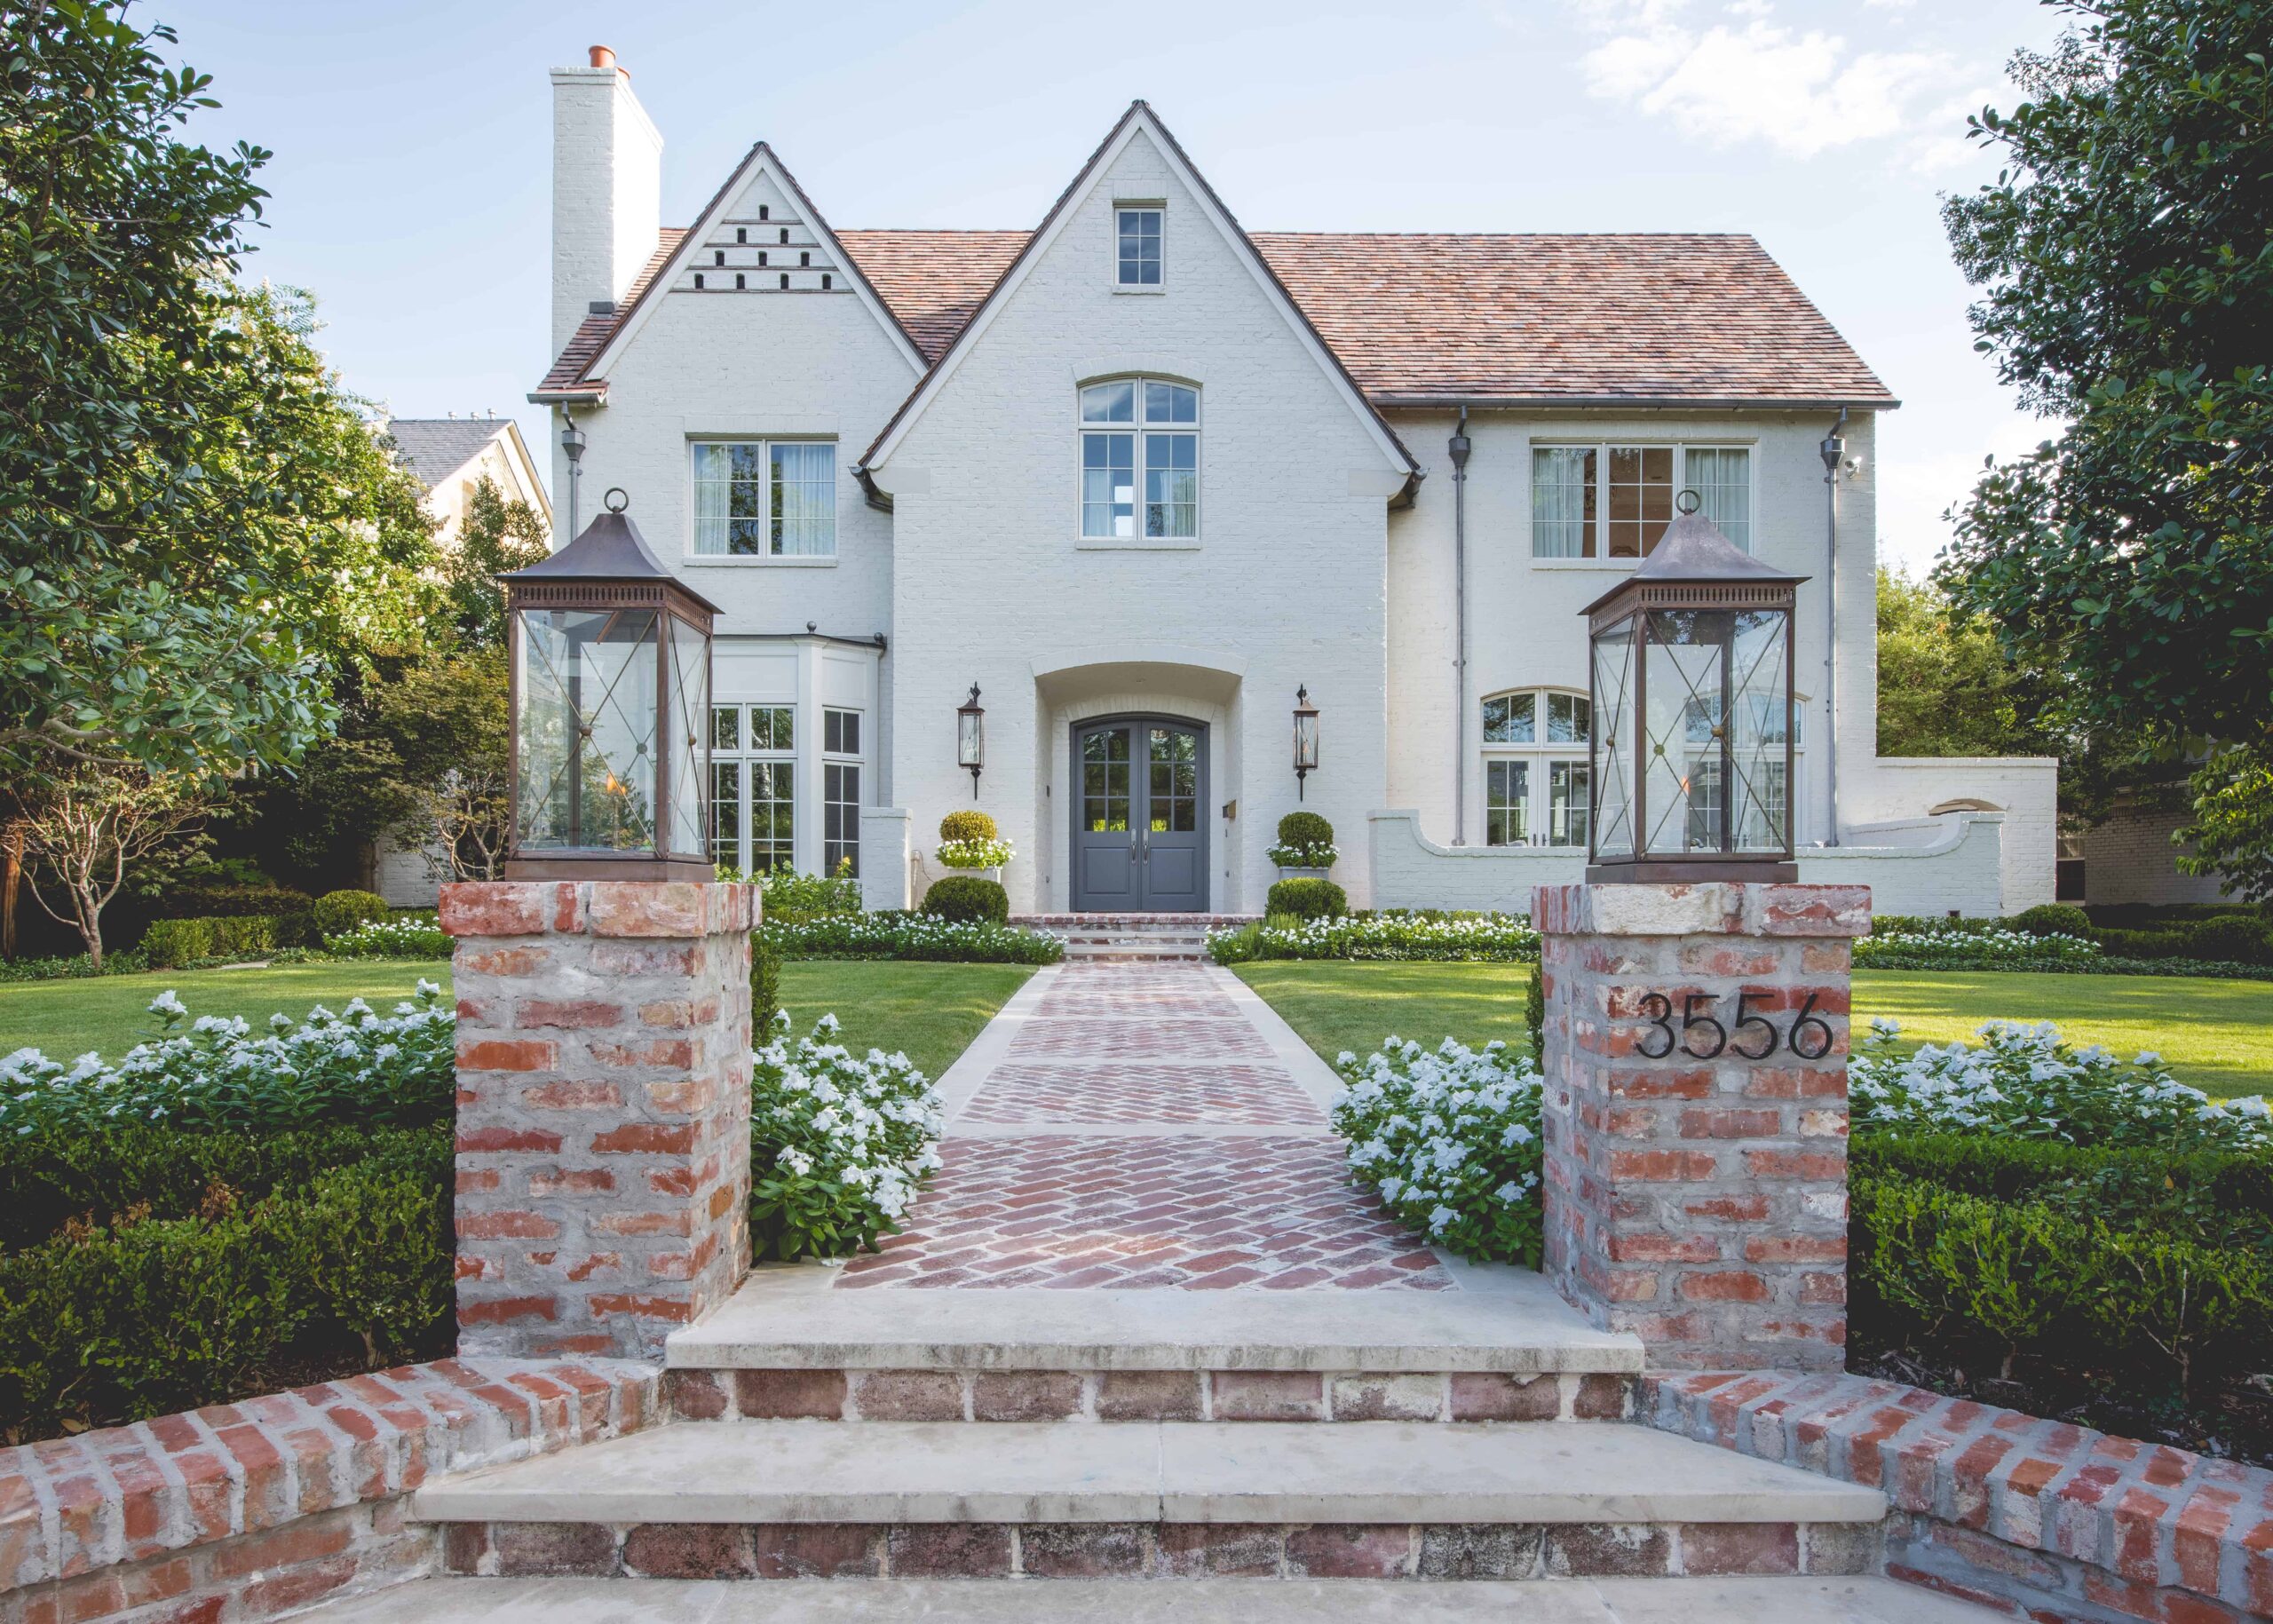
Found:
1643,1369 -> 2273,1621
0,1358 -> 657,1624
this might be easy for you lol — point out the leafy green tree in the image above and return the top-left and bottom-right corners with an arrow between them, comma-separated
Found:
1875,568 -> 2060,759
2178,749 -> 2273,900
440,476 -> 550,648
0,4 -> 434,785
1938,0 -> 2273,884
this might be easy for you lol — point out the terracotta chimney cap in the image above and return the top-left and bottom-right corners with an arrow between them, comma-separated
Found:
588,44 -> 617,72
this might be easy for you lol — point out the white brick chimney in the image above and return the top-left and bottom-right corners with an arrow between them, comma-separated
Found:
550,45 -> 663,355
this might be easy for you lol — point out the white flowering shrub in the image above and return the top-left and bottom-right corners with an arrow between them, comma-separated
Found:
1855,929 -> 2102,971
1852,1018 -> 2271,1152
0,984 -> 455,1138
1331,1036 -> 1544,1265
1211,911 -> 1539,964
323,915 -> 451,959
748,1011 -> 947,1261
936,836 -> 1015,870
764,912 -> 1063,964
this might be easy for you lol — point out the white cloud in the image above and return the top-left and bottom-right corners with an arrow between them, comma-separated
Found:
1577,6 -> 1957,162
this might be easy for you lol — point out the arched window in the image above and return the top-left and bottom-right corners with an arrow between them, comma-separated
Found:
1481,689 -> 1592,848
1080,378 -> 1198,540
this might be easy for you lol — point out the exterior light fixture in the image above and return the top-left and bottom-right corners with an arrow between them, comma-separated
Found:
1292,685 -> 1319,800
558,414 -> 589,538
957,683 -> 985,795
1583,490 -> 1805,882
502,488 -> 720,879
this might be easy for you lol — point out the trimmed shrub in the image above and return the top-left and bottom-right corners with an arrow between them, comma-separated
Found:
762,913 -> 1061,964
756,867 -> 862,924
2013,902 -> 2093,938
939,810 -> 999,844
1266,877 -> 1348,920
2181,914 -> 2273,965
1277,812 -> 1334,850
150,882 -> 314,946
140,914 -> 286,969
750,933 -> 783,1041
1525,963 -> 1545,1058
312,890 -> 390,938
922,875 -> 1010,925
1210,909 -> 1538,963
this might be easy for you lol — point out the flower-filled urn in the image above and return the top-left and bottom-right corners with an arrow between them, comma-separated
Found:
503,489 -> 722,879
1582,492 -> 1807,882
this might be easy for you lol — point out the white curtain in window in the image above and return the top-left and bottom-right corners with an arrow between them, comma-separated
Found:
1532,448 -> 1593,558
770,443 -> 836,557
1683,448 -> 1751,551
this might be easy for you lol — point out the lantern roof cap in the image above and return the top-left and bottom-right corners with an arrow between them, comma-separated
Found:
1580,509 -> 1807,619
503,506 -> 722,616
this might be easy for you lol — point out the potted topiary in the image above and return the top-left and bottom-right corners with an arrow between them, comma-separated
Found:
937,809 -> 1014,883
1269,811 -> 1337,880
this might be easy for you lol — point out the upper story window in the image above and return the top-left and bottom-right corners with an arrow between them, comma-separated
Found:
1482,689 -> 1592,849
1080,378 -> 1198,540
1116,205 -> 1162,287
1531,444 -> 1752,559
691,440 -> 836,558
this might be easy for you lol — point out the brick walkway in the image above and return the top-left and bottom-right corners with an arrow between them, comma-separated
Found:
836,959 -> 1450,1291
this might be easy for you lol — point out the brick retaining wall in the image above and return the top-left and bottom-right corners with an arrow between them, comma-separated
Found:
0,1358 -> 658,1624
1642,1369 -> 2273,1621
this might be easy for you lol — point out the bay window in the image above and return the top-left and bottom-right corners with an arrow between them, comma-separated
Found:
1531,443 -> 1752,558
709,703 -> 795,875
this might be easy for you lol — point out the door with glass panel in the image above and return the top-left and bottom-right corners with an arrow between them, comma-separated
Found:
1071,718 -> 1208,912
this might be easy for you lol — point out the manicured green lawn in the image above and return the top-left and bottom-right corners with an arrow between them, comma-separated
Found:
1235,961 -> 2273,1098
0,958 -> 1032,1080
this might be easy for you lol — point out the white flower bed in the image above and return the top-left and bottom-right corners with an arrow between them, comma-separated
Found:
324,915 -> 451,959
1330,1036 -> 1544,1264
0,983 -> 455,1137
1852,1018 -> 2271,1151
1210,912 -> 1539,963
748,1011 -> 947,1260
1855,929 -> 2102,970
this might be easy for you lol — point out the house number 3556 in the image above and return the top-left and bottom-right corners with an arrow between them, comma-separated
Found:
1631,991 -> 1835,1061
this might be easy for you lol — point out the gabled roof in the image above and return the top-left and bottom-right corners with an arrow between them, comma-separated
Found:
860,102 -> 1419,483
385,417 -> 516,487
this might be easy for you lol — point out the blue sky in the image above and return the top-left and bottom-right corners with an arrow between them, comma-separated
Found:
167,0 -> 2068,571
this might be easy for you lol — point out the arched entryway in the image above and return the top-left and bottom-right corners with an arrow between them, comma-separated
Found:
1070,715 -> 1208,912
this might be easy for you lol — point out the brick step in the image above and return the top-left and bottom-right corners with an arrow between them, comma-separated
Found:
306,1575 -> 2007,1620
412,1422 -> 1887,1580
666,1366 -> 1635,1424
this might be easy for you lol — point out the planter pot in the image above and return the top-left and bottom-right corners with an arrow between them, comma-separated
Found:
940,866 -> 1004,883
1277,867 -> 1333,882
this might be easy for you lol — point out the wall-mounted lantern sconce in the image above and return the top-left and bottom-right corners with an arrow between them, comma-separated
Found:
957,683 -> 985,796
1293,685 -> 1319,800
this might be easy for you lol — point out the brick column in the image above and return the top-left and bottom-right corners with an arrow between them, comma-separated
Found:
1534,882 -> 1869,1371
441,880 -> 756,1359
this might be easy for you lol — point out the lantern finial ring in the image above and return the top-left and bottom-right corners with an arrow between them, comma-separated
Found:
603,487 -> 630,514
1675,487 -> 1702,515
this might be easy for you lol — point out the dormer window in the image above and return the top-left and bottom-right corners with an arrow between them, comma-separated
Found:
1116,205 -> 1162,287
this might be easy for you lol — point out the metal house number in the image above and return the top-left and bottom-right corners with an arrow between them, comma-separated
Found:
1629,991 -> 1836,1062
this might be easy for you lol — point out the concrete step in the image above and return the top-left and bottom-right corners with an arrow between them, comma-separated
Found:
411,1418 -> 1885,1529
305,1575 -> 2008,1621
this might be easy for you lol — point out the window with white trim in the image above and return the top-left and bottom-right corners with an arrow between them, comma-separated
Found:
709,703 -> 795,875
691,440 -> 836,558
823,708 -> 861,877
1080,379 -> 1198,540
1530,444 -> 1752,558
1116,206 -> 1161,286
1481,690 -> 1592,849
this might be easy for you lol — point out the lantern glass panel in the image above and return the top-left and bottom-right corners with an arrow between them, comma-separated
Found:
1642,609 -> 1730,857
959,708 -> 982,770
1294,711 -> 1319,772
667,614 -> 709,859
1728,608 -> 1790,852
1590,621 -> 1635,859
516,607 -> 660,853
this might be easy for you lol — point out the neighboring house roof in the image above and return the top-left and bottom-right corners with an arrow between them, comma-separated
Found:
535,139 -> 1895,413
386,417 -> 519,488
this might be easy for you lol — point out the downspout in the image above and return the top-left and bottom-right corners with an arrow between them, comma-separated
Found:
1449,408 -> 1472,845
1818,409 -> 1847,847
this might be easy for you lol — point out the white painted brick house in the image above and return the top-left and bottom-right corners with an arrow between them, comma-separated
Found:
531,50 -> 2055,917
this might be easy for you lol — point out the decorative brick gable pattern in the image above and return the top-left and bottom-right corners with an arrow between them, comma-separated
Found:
0,1359 -> 657,1623
1642,1369 -> 2273,1621
443,881 -> 756,1359
1534,883 -> 1869,1371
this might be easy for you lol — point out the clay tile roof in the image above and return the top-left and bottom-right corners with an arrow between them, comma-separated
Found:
534,226 -> 1892,408
1247,232 -> 1894,406
534,229 -> 688,399
836,230 -> 1032,363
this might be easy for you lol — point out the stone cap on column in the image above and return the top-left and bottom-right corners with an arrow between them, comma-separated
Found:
440,880 -> 757,939
1532,882 -> 1869,939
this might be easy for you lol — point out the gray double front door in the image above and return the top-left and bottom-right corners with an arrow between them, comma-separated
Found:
1071,717 -> 1207,913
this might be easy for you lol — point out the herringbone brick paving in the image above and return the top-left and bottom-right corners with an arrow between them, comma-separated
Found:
836,958 -> 1451,1291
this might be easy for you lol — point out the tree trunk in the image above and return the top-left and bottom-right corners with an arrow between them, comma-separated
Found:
73,883 -> 103,973
0,822 -> 20,961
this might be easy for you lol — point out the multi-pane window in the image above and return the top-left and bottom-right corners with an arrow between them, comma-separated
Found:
1080,379 -> 1199,540
823,708 -> 861,876
691,440 -> 836,557
708,703 -> 795,874
1530,444 -> 1752,558
1481,690 -> 1591,849
1116,206 -> 1161,286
